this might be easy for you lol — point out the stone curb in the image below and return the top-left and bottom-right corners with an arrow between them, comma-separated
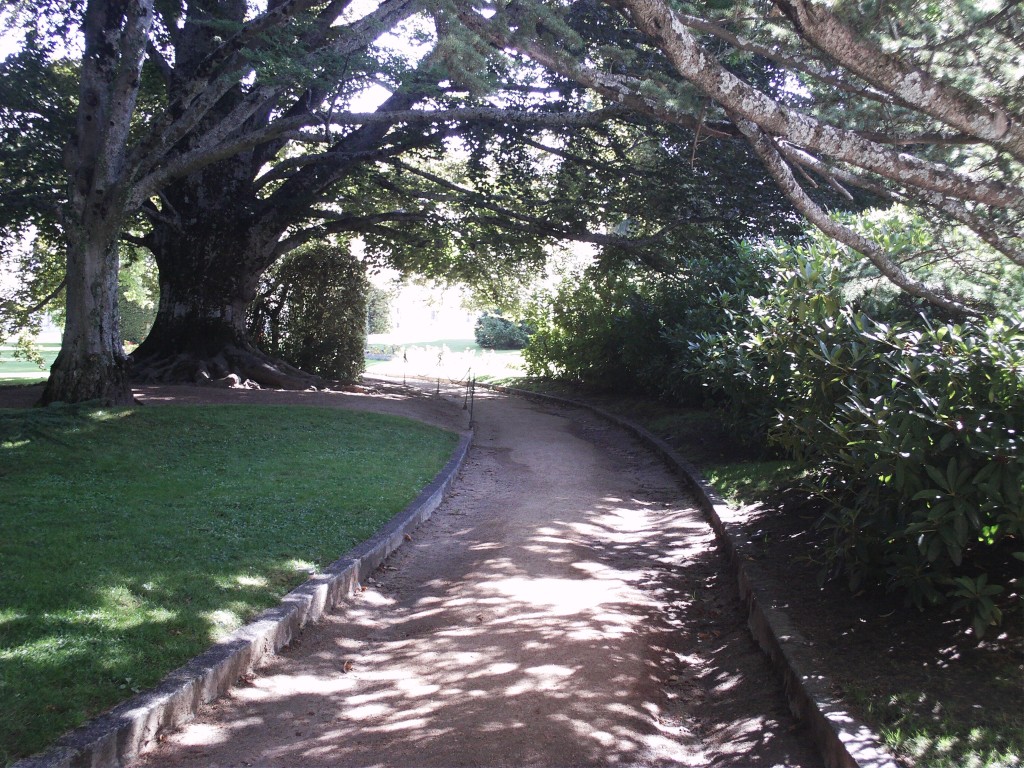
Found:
14,431 -> 473,768
487,384 -> 899,768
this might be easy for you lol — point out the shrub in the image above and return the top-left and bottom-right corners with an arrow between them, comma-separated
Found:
690,245 -> 1024,634
367,285 -> 393,335
688,244 -> 847,442
785,315 -> 1023,635
475,313 -> 531,350
522,270 -> 655,390
249,241 -> 367,382
523,247 -> 772,399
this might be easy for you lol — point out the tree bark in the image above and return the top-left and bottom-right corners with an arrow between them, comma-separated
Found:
608,0 -> 1023,211
41,0 -> 154,405
772,0 -> 1024,163
40,224 -> 133,405
131,214 -> 323,388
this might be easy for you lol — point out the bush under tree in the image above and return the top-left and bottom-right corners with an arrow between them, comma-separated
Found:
248,241 -> 367,383
690,236 -> 1024,636
366,285 -> 394,335
523,247 -> 772,399
475,313 -> 532,350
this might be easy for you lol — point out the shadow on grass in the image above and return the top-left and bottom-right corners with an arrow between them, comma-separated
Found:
0,404 -> 457,764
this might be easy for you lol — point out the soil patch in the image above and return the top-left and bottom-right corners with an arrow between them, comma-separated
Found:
0,381 -> 471,433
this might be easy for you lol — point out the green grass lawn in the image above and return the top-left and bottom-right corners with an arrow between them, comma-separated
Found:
0,404 -> 457,765
0,344 -> 59,386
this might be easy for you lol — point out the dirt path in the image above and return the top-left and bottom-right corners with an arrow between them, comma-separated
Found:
122,383 -> 819,767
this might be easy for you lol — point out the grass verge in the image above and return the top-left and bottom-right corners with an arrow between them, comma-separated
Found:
0,404 -> 457,765
845,684 -> 1023,768
702,461 -> 804,507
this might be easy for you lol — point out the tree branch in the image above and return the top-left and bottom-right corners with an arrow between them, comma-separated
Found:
772,0 -> 1024,162
776,142 -> 1024,267
23,277 -> 67,315
733,112 -> 975,317
606,0 -> 1024,210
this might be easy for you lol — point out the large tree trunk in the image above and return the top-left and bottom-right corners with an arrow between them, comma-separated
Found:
131,222 -> 323,389
41,0 -> 155,405
41,226 -> 134,405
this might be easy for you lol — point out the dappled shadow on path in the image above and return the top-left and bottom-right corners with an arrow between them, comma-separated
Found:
134,396 -> 817,768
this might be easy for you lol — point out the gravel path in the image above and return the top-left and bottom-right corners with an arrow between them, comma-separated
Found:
113,382 -> 821,767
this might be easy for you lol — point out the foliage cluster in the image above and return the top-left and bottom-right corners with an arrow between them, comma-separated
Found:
474,313 -> 532,350
522,246 -> 772,399
248,242 -> 368,383
117,250 -> 158,346
524,207 -> 1023,632
366,285 -> 394,336
690,243 -> 1024,634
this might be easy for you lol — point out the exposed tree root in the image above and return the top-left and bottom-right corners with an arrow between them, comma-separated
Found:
131,344 -> 328,391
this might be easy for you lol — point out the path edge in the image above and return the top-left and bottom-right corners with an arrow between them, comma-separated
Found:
13,431 -> 473,768
490,384 -> 899,768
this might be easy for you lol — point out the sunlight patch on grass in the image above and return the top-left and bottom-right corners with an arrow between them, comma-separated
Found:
702,461 -> 805,506
863,693 -> 1022,768
234,575 -> 268,589
84,409 -> 134,423
0,404 -> 457,764
205,609 -> 244,637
